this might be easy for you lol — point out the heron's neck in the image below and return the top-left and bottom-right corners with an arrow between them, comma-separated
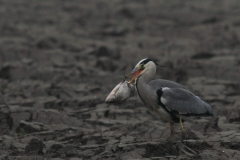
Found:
135,65 -> 156,104
136,74 -> 151,92
135,73 -> 155,105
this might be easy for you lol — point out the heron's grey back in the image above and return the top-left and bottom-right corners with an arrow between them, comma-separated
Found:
148,79 -> 185,91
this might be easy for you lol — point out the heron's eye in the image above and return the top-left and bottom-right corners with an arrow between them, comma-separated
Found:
140,64 -> 144,69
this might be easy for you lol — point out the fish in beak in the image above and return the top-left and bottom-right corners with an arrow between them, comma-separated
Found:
105,80 -> 136,103
125,67 -> 143,85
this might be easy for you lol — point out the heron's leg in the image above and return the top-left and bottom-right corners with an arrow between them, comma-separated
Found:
180,118 -> 185,141
167,122 -> 175,140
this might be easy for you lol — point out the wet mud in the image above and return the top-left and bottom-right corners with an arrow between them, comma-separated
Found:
1,0 -> 240,159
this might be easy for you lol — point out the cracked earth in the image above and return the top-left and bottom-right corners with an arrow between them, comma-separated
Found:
1,0 -> 240,159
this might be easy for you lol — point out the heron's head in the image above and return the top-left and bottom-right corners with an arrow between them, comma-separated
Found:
126,58 -> 157,84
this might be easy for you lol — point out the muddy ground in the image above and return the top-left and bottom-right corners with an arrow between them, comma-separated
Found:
0,0 -> 240,159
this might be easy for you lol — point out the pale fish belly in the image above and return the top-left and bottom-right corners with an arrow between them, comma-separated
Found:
105,81 -> 135,103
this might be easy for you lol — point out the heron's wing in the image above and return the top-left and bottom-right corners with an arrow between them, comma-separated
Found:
148,79 -> 185,90
157,87 -> 213,116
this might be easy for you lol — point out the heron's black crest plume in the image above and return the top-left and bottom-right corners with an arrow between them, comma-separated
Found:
155,62 -> 166,68
139,58 -> 152,65
140,58 -> 166,68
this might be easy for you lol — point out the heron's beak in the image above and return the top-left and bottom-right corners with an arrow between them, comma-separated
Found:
125,67 -> 143,85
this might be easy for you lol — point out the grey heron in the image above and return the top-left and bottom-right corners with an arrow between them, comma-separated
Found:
125,58 -> 214,140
